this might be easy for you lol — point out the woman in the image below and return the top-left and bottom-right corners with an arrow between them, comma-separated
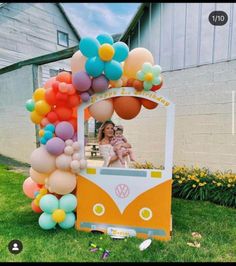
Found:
98,121 -> 131,168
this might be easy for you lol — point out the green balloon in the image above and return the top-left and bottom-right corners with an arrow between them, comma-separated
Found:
39,213 -> 56,230
25,99 -> 35,112
58,212 -> 75,229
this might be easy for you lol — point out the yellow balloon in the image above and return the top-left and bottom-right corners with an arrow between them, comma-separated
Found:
39,129 -> 44,137
30,111 -> 43,124
71,50 -> 87,75
123,48 -> 154,79
121,75 -> 128,87
33,88 -> 45,102
99,44 -> 115,61
35,100 -> 51,116
34,198 -> 40,206
52,209 -> 66,223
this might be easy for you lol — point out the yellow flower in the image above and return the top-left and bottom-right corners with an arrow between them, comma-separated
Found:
192,184 -> 196,188
228,179 -> 232,183
199,183 -> 204,186
178,180 -> 183,184
217,182 -> 222,187
227,184 -> 231,188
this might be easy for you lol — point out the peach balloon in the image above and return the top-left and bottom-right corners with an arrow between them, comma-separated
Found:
46,170 -> 77,195
71,50 -> 87,75
123,48 -> 154,79
88,99 -> 114,122
30,146 -> 56,174
23,177 -> 40,199
55,154 -> 72,171
30,167 -> 49,185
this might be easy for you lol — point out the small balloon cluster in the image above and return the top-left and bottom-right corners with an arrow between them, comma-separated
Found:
70,33 -> 164,122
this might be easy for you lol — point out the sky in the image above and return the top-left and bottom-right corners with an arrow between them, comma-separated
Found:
61,3 -> 141,38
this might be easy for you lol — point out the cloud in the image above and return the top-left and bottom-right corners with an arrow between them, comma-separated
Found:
62,3 -> 140,37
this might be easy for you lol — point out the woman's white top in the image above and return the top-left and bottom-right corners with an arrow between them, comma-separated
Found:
99,144 -> 128,168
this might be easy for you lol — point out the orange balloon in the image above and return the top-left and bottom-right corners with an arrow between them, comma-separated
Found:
56,71 -> 72,84
31,201 -> 43,213
126,78 -> 135,87
55,107 -> 72,121
44,77 -> 57,90
84,108 -> 91,121
113,96 -> 142,120
123,48 -> 154,79
133,80 -> 144,91
141,98 -> 158,110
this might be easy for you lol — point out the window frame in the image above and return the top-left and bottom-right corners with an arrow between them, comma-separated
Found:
57,30 -> 69,48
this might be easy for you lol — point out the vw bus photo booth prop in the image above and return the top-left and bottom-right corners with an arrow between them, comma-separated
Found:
76,87 -> 175,241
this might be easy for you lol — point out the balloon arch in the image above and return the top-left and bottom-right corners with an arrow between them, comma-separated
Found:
24,33 -> 175,240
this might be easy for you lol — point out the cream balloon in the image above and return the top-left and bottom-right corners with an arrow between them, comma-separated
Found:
30,146 -> 56,174
71,50 -> 87,75
55,154 -> 72,171
29,167 -> 49,185
88,99 -> 114,122
123,48 -> 154,79
47,170 -> 77,195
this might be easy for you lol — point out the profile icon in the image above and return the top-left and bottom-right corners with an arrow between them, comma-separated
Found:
8,240 -> 23,254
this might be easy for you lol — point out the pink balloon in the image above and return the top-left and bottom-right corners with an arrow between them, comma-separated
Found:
23,177 -> 40,199
55,121 -> 74,140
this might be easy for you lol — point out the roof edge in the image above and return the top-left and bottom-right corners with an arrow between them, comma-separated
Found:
56,3 -> 81,41
119,3 -> 150,43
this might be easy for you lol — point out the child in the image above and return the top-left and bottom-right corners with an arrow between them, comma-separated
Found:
110,125 -> 135,165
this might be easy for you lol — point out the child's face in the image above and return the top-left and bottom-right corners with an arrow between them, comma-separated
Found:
115,130 -> 123,137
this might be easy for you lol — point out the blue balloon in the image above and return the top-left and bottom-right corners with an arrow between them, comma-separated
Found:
40,137 -> 47,145
96,33 -> 114,45
44,130 -> 53,140
44,124 -> 55,133
79,37 -> 99,58
85,57 -> 104,77
113,42 -> 129,62
104,60 -> 123,80
58,212 -> 75,229
39,213 -> 56,230
59,194 -> 77,213
39,195 -> 59,213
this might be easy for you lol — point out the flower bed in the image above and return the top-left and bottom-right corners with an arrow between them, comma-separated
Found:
132,162 -> 236,208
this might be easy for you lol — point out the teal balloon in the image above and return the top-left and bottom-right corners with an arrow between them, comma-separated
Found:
39,212 -> 56,230
40,137 -> 47,145
79,37 -> 99,58
85,57 -> 104,77
96,33 -> 114,45
44,124 -> 55,133
39,194 -> 59,213
113,42 -> 129,62
59,194 -> 77,213
58,212 -> 75,229
44,130 -> 53,140
25,99 -> 35,112
104,60 -> 122,80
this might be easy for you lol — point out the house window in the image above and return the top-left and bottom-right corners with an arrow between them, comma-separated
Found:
49,69 -> 59,77
57,30 -> 69,47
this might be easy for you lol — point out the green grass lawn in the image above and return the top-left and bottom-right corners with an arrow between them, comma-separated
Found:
0,164 -> 235,262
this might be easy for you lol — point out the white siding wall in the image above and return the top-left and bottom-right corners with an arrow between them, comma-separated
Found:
127,2 -> 236,71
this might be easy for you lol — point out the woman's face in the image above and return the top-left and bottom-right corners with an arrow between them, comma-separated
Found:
104,123 -> 114,139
